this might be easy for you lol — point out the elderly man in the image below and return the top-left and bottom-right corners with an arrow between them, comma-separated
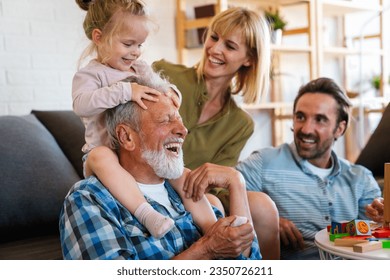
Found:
185,77 -> 382,259
59,73 -> 259,260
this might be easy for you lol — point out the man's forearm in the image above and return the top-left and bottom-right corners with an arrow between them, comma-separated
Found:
171,236 -> 213,260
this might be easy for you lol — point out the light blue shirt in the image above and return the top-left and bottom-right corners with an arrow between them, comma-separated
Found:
236,143 -> 381,242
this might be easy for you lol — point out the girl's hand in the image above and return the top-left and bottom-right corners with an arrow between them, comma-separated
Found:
130,82 -> 161,109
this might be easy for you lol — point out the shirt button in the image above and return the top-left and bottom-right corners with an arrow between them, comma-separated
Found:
329,202 -> 332,206
325,216 -> 329,221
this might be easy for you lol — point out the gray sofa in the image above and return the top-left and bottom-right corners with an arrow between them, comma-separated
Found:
0,110 -> 85,259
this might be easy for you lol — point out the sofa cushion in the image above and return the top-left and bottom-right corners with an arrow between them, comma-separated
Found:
31,110 -> 85,178
355,103 -> 390,178
0,114 -> 80,242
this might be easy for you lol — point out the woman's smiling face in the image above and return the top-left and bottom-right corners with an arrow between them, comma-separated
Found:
203,29 -> 251,80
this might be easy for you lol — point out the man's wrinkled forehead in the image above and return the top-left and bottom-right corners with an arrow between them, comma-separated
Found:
142,94 -> 180,118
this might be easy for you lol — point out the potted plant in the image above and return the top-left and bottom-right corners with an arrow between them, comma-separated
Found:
371,75 -> 390,91
264,7 -> 287,44
371,75 -> 380,90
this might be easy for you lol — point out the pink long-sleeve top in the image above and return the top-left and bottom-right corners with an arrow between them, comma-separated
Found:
72,59 -> 156,153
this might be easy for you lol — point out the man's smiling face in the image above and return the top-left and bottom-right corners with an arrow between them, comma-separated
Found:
293,93 -> 345,168
138,95 -> 188,179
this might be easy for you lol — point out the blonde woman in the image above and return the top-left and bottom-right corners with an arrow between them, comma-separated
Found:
154,7 -> 280,259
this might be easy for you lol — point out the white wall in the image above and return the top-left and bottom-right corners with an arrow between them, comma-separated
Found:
0,0 -> 177,116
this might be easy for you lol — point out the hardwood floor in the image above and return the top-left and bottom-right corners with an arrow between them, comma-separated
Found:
0,235 -> 62,260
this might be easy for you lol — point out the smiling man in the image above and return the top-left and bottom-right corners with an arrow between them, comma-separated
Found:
59,73 -> 259,260
235,77 -> 382,259
185,77 -> 382,260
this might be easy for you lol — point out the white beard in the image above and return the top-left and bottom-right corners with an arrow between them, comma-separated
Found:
141,148 -> 184,180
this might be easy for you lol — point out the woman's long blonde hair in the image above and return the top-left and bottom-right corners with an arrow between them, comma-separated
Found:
196,7 -> 271,104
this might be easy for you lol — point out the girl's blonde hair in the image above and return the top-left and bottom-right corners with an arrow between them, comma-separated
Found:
196,7 -> 271,104
76,0 -> 152,66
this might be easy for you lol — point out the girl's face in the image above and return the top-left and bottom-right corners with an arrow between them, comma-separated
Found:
203,28 -> 251,80
99,16 -> 149,71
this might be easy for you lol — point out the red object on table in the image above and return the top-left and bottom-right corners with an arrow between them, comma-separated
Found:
372,227 -> 390,238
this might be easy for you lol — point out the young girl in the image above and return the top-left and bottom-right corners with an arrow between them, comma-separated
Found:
73,0 -> 216,238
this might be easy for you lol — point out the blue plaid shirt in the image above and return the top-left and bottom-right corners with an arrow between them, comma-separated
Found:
59,176 -> 261,260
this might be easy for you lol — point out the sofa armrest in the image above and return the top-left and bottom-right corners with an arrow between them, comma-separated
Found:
0,114 -> 80,243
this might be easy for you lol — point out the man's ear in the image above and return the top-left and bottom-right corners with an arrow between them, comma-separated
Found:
116,124 -> 136,151
92,28 -> 103,45
335,120 -> 347,138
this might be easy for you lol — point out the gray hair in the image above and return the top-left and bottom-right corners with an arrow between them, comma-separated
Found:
105,71 -> 171,150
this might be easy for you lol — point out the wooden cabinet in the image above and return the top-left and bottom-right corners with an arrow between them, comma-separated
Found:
175,0 -> 389,160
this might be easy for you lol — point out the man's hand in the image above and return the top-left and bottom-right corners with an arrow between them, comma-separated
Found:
200,216 -> 254,259
279,217 -> 304,250
172,216 -> 254,260
130,82 -> 161,109
365,197 -> 384,223
183,163 -> 242,201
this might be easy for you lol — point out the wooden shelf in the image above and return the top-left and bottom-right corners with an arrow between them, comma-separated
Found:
350,97 -> 390,108
272,45 -> 314,53
242,102 -> 293,110
321,0 -> 382,17
218,0 -> 311,7
183,17 -> 213,29
323,47 -> 386,56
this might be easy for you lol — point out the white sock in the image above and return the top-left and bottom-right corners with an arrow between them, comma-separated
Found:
134,202 -> 174,238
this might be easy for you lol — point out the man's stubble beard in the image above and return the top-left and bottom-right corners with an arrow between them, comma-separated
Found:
294,129 -> 336,161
